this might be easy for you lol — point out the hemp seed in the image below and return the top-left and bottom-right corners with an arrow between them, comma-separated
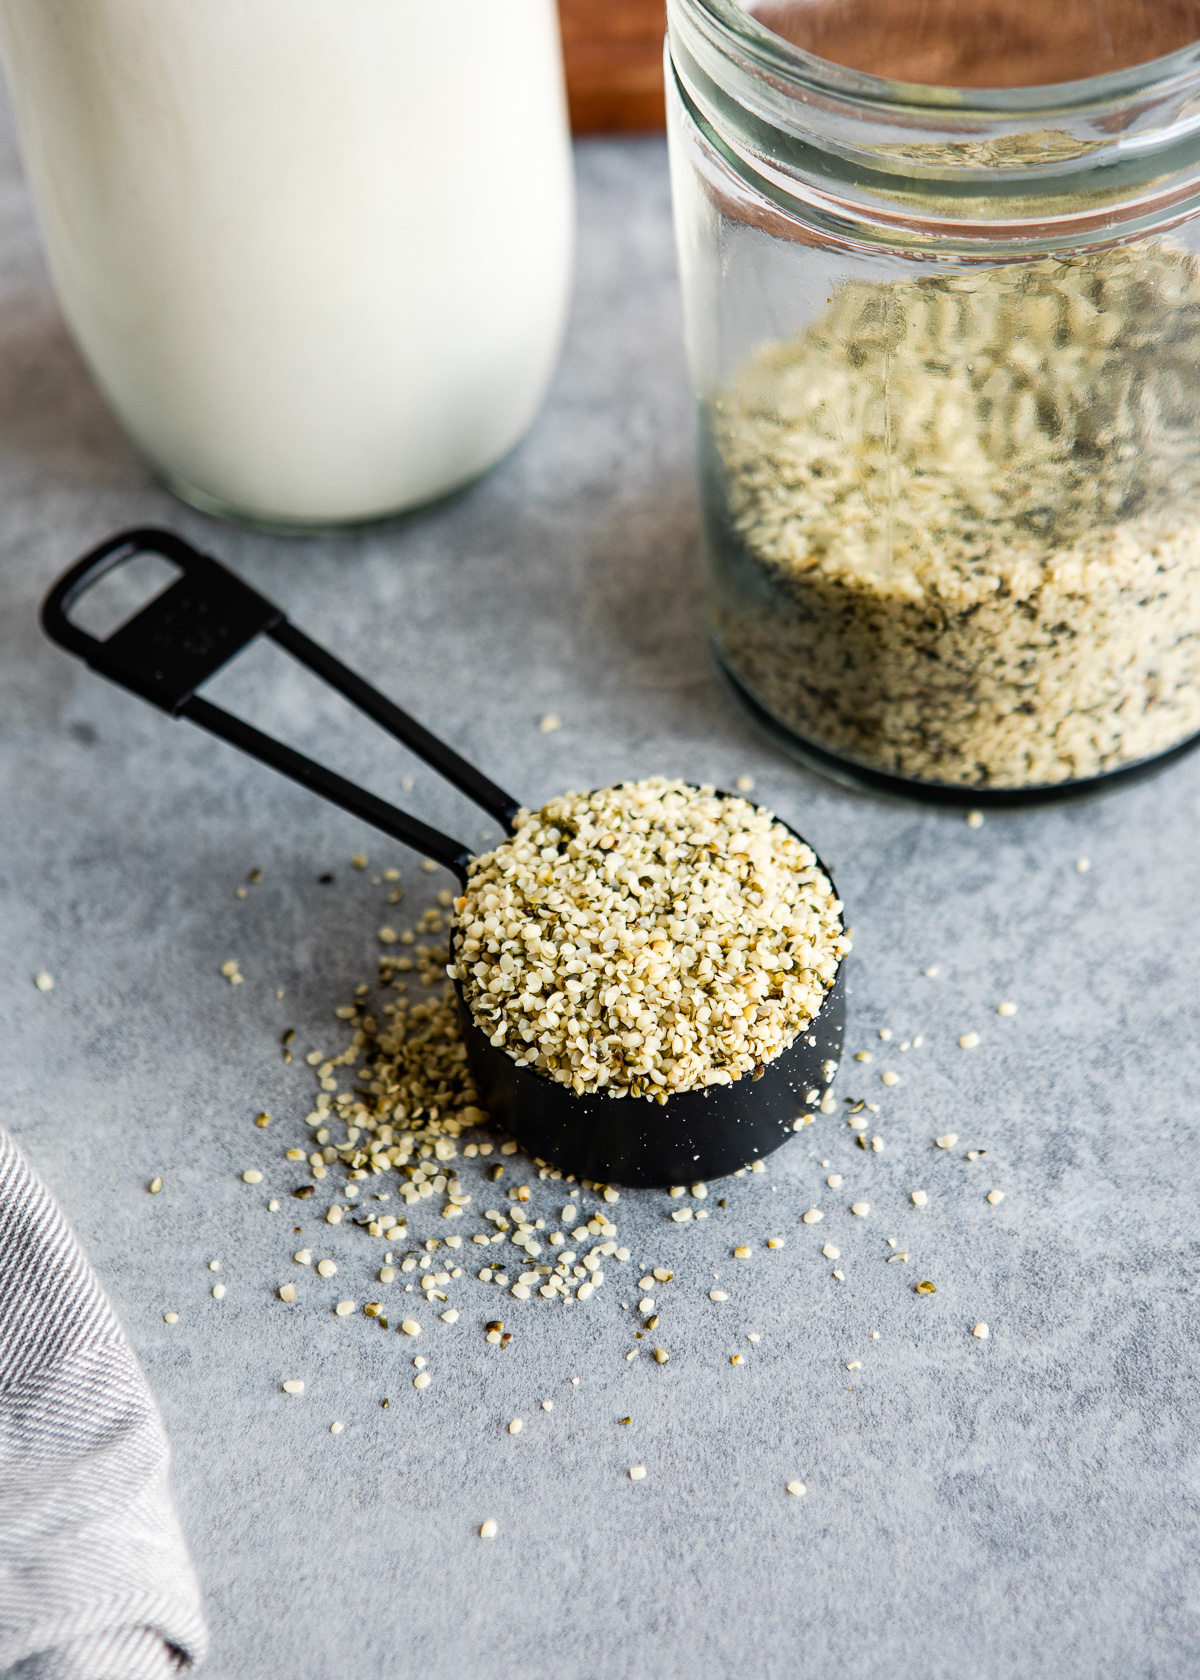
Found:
450,780 -> 848,1101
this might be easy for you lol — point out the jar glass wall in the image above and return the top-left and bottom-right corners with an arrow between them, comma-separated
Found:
666,0 -> 1200,801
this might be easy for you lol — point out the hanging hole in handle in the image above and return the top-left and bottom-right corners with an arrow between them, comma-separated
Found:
67,549 -> 184,641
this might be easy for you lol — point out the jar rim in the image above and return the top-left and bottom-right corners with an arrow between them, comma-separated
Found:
686,0 -> 1200,115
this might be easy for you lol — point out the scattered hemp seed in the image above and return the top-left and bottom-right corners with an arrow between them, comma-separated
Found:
379,1267 -> 395,1283
440,1309 -> 459,1323
733,1245 -> 752,1259
34,971 -> 55,991
330,1421 -> 344,1434
822,1243 -> 839,1259
255,1112 -> 271,1128
163,1312 -> 178,1324
211,1284 -> 226,1300
767,1237 -> 785,1249
542,1399 -> 554,1411
335,1301 -> 355,1316
294,1250 -> 312,1266
967,811 -> 984,829
653,1348 -> 670,1364
915,1281 -> 937,1295
935,1134 -> 959,1150
987,1189 -> 1006,1205
958,1032 -> 980,1050
148,1178 -> 162,1195
924,966 -> 939,978
880,1070 -> 900,1086
242,1170 -> 263,1185
1076,857 -> 1091,873
973,1322 -> 990,1339
786,1480 -> 807,1496
538,714 -> 562,733
639,1298 -> 655,1312
730,1354 -> 744,1365
316,1260 -> 337,1278
910,1190 -> 928,1208
281,1380 -> 305,1395
508,1418 -> 524,1435
747,1332 -> 760,1343
846,1360 -> 861,1370
801,1209 -> 823,1225
413,1372 -> 431,1389
326,1207 -> 343,1225
709,1290 -> 729,1301
850,1202 -> 870,1217
629,1464 -> 647,1480
832,1269 -> 844,1280
826,1174 -> 843,1188
997,1001 -> 1018,1016
400,1320 -> 421,1337
278,1284 -> 297,1303
855,1051 -> 873,1063
479,1520 -> 499,1539
735,775 -> 756,792
878,1028 -> 893,1041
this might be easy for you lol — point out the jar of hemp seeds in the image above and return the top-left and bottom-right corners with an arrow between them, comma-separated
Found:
666,0 -> 1200,801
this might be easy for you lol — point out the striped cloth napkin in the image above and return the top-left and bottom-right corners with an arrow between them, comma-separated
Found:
0,1129 -> 208,1679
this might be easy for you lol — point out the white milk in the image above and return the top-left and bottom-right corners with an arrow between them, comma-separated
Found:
0,0 -> 573,525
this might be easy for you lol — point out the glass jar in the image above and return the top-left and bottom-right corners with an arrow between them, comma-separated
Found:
0,0 -> 573,530
666,0 -> 1200,802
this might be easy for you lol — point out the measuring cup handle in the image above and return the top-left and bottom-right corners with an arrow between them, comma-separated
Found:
39,526 -> 519,880
39,526 -> 282,712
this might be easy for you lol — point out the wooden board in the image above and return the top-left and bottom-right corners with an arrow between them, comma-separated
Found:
559,0 -> 667,131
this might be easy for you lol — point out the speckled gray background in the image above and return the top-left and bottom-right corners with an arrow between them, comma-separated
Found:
2,82 -> 1200,1680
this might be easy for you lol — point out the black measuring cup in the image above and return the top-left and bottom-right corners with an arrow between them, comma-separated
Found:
41,528 -> 846,1188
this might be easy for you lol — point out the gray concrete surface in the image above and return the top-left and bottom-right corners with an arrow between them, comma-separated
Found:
2,87 -> 1200,1680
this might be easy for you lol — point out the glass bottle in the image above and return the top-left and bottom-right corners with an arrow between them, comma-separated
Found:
0,0 -> 573,530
